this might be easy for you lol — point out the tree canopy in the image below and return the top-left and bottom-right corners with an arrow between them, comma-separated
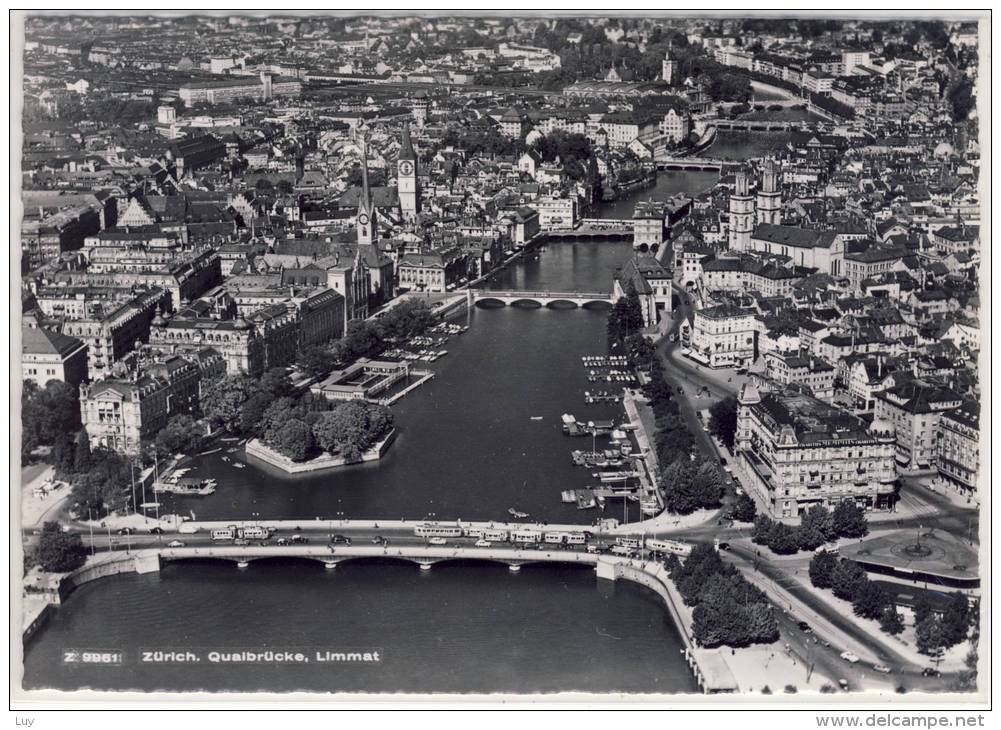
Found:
34,521 -> 86,573
708,395 -> 738,450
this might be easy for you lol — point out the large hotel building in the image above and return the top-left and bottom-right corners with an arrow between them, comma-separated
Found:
736,379 -> 897,518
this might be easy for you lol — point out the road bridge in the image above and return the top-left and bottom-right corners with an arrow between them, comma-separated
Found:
714,119 -> 804,133
469,289 -> 615,308
654,156 -> 726,172
159,543 -> 602,572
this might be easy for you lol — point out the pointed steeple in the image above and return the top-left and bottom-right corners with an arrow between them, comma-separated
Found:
358,136 -> 373,216
399,121 -> 416,162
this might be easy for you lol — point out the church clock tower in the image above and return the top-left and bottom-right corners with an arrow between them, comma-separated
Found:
357,137 -> 376,246
398,122 -> 420,223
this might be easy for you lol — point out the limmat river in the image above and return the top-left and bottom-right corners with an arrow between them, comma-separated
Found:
155,239 -> 641,526
23,559 -> 697,694
23,188 -> 715,695
595,169 -> 718,220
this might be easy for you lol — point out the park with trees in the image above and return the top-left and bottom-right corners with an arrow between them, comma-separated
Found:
606,288 -> 724,516
202,367 -> 394,464
668,542 -> 779,648
809,550 -> 974,661
752,502 -> 868,555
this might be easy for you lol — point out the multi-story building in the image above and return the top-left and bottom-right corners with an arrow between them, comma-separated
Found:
843,245 -> 907,292
52,251 -> 222,312
79,350 -> 224,455
178,73 -> 301,106
21,204 -> 103,271
763,352 -> 836,402
699,254 -> 808,298
59,288 -> 166,378
21,325 -> 88,387
632,201 -> 665,252
613,254 -> 672,327
397,249 -> 468,294
874,380 -> 963,469
936,401 -> 980,496
498,107 -> 530,139
534,197 -> 578,231
659,107 -> 690,143
689,305 -> 758,368
736,381 -> 897,518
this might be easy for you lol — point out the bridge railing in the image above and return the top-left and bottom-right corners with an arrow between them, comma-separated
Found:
474,290 -> 612,300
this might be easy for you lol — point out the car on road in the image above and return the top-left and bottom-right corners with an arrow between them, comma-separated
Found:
258,540 -> 269,546
275,537 -> 289,546
840,651 -> 861,663
234,538 -> 249,546
872,664 -> 892,674
717,542 -> 731,551
921,667 -> 941,677
290,535 -> 309,544
166,540 -> 185,548
331,535 -> 351,545
116,527 -> 135,535
372,536 -> 389,546
797,621 -> 812,633
149,527 -> 164,534
428,537 -> 448,546
838,679 -> 850,691
474,539 -> 491,548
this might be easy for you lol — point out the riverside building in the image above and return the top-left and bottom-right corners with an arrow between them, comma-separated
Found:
736,380 -> 898,518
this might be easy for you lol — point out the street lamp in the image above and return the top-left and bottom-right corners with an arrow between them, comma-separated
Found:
87,508 -> 95,556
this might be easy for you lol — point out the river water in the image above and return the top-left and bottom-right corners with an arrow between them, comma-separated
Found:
595,170 -> 718,220
23,559 -> 697,694
23,185 -> 716,695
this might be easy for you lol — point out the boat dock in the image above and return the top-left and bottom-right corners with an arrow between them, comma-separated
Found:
153,477 -> 217,496
378,369 -> 435,406
561,489 -> 598,510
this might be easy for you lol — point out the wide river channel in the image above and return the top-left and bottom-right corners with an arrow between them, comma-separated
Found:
22,160 -> 773,693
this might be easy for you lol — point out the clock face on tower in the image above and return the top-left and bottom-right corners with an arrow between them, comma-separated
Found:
399,161 -> 414,176
358,214 -> 369,225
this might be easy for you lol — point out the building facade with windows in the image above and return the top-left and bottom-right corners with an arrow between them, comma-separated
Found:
736,381 -> 897,518
79,350 -> 224,455
689,305 -> 758,368
936,402 -> 980,496
874,380 -> 963,469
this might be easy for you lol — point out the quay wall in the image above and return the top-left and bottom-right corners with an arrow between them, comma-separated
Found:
244,429 -> 396,475
607,559 -> 739,693
22,552 -> 161,644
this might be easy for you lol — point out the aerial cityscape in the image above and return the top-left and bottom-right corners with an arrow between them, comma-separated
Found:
14,12 -> 985,702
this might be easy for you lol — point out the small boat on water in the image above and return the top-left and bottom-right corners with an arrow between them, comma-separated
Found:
154,477 -> 216,496
232,462 -> 246,469
199,447 -> 222,456
530,416 -> 543,421
507,508 -> 529,519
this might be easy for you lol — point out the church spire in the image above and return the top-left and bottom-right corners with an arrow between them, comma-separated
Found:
399,121 -> 416,162
358,135 -> 373,216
